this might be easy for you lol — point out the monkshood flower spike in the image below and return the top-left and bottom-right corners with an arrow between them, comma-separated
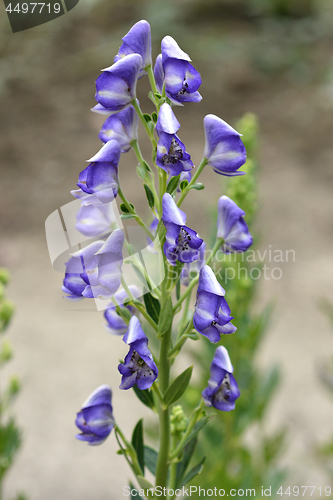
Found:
202,346 -> 240,411
118,316 -> 158,390
114,20 -> 152,78
203,114 -> 247,176
93,54 -> 142,114
156,103 -> 193,176
99,105 -> 138,152
104,286 -> 141,336
162,193 -> 203,265
193,265 -> 236,343
76,140 -> 121,204
75,385 -> 114,445
217,196 -> 253,253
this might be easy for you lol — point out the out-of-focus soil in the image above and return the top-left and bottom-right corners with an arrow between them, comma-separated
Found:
1,1 -> 333,498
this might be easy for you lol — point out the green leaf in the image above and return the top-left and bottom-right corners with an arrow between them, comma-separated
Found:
176,277 -> 181,301
116,307 -> 132,323
132,385 -> 155,410
142,160 -> 151,173
154,92 -> 162,99
164,366 -> 193,407
180,179 -> 189,191
143,291 -> 160,323
137,475 -> 154,490
120,203 -> 129,213
143,113 -> 152,122
144,445 -> 158,476
143,184 -> 155,209
176,436 -> 198,486
158,294 -> 173,336
190,183 -> 205,191
182,416 -> 213,450
136,165 -> 150,184
152,112 -> 158,123
131,419 -> 144,474
166,174 -> 181,195
180,456 -> 206,487
121,214 -> 137,220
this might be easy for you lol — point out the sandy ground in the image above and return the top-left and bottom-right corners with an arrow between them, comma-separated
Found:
1,3 -> 333,499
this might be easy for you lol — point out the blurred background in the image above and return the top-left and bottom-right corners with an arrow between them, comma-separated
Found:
1,0 -> 333,498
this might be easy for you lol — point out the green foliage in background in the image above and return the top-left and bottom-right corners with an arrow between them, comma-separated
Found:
185,114 -> 287,497
0,269 -> 26,500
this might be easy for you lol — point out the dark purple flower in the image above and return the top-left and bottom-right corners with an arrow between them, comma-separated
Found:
203,114 -> 247,176
193,265 -> 236,343
114,20 -> 152,78
77,140 -> 121,204
162,193 -> 203,266
118,317 -> 158,390
202,346 -> 240,411
99,105 -> 138,152
75,385 -> 114,445
94,54 -> 142,114
156,103 -> 193,176
104,285 -> 141,336
70,229 -> 124,300
180,241 -> 206,286
75,203 -> 118,238
217,196 -> 253,253
154,36 -> 202,104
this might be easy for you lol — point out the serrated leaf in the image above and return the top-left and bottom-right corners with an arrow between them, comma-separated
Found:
158,295 -> 173,336
180,179 -> 189,191
190,183 -> 205,191
143,291 -> 160,323
133,385 -> 155,410
143,113 -> 152,122
166,174 -> 181,195
144,445 -> 158,475
164,366 -> 193,407
121,214 -> 137,220
131,419 -> 144,474
137,475 -> 154,490
180,456 -> 206,487
176,436 -> 198,486
143,184 -> 154,209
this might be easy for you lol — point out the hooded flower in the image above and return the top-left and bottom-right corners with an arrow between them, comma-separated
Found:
203,115 -> 247,176
162,193 -> 203,265
76,140 -> 121,204
118,316 -> 158,390
180,241 -> 206,286
217,196 -> 253,253
69,229 -> 125,300
193,265 -> 236,343
156,103 -> 193,176
62,253 -> 88,301
75,385 -> 114,445
99,105 -> 138,152
114,20 -> 152,78
104,285 -> 141,336
75,203 -> 118,238
202,346 -> 240,411
154,36 -> 202,104
94,54 -> 142,114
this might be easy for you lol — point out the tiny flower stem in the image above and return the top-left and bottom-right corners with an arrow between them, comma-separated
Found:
121,276 -> 158,331
168,319 -> 194,359
169,401 -> 205,461
152,382 -> 164,403
177,157 -> 208,207
146,64 -> 159,99
132,99 -> 157,152
131,139 -> 160,210
118,186 -> 155,240
115,425 -> 143,477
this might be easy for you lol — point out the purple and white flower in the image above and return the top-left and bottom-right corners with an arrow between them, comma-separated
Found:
93,54 -> 142,114
154,37 -> 202,104
193,265 -> 236,343
114,20 -> 152,78
75,203 -> 118,238
217,196 -> 253,253
203,115 -> 247,176
75,385 -> 114,445
99,105 -> 138,152
156,103 -> 193,176
104,286 -> 141,336
202,346 -> 240,411
76,140 -> 121,204
118,317 -> 158,390
162,193 -> 203,266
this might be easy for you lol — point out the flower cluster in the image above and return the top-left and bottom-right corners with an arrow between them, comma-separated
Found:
64,20 -> 254,487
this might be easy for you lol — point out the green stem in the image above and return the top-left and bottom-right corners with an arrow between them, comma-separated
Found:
121,276 -> 158,331
169,433 -> 178,495
115,425 -> 143,477
146,64 -> 159,98
118,186 -> 154,240
131,139 -> 159,210
177,158 -> 208,207
132,98 -> 156,148
168,319 -> 194,358
169,401 -> 205,461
